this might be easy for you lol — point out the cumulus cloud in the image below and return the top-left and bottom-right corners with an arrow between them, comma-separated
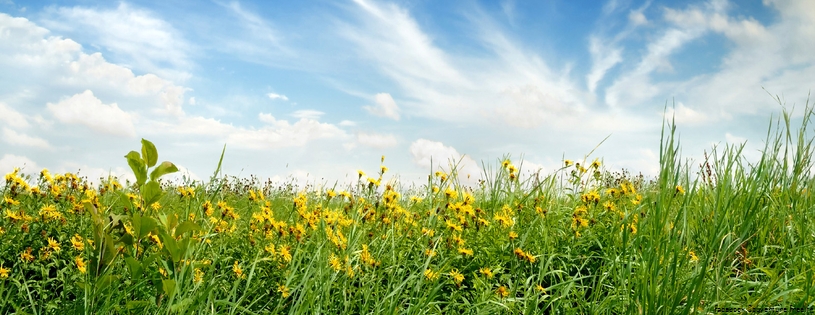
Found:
47,90 -> 137,138
409,139 -> 481,182
267,93 -> 289,101
363,93 -> 400,120
2,128 -> 51,149
356,132 -> 397,148
40,2 -> 192,82
0,154 -> 39,174
0,102 -> 29,129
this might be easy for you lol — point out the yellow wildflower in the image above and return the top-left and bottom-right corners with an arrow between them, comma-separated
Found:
75,256 -> 87,274
564,160 -> 573,167
47,237 -> 61,253
233,261 -> 245,279
676,185 -> 685,195
457,247 -> 473,257
689,250 -> 699,263
0,265 -> 9,279
20,247 -> 34,263
194,268 -> 204,283
424,268 -> 439,281
508,231 -> 519,240
496,286 -> 509,298
449,269 -> 464,286
479,267 -> 494,279
71,234 -> 84,251
277,284 -> 291,298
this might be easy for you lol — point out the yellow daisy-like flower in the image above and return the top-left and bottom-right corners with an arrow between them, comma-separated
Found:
423,268 -> 439,281
689,250 -> 699,263
508,231 -> 519,240
675,185 -> 685,195
457,247 -> 474,257
496,286 -> 509,298
47,237 -> 61,253
194,268 -> 204,283
0,265 -> 10,279
479,267 -> 494,279
277,284 -> 291,298
75,256 -> 87,274
449,269 -> 465,286
71,234 -> 84,251
232,261 -> 245,278
564,160 -> 573,167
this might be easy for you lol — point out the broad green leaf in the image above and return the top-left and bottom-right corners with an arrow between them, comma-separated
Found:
174,221 -> 201,238
141,139 -> 158,168
159,230 -> 181,262
137,215 -> 158,240
150,161 -> 179,181
124,257 -> 143,279
126,151 -> 147,187
142,181 -> 163,207
162,279 -> 177,299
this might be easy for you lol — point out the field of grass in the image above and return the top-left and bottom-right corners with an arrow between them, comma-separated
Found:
1,102 -> 815,314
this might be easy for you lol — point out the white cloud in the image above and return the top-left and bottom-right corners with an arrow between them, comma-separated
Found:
357,132 -> 397,148
0,102 -> 29,128
339,120 -> 357,127
291,110 -> 324,120
267,93 -> 289,101
0,154 -> 39,175
587,36 -> 623,93
2,127 -> 51,149
408,139 -> 481,183
47,90 -> 137,138
41,2 -> 192,82
363,93 -> 400,120
188,97 -> 196,105
664,102 -> 715,125
628,9 -> 648,26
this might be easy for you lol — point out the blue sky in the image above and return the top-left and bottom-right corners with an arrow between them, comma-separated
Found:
1,0 -> 813,186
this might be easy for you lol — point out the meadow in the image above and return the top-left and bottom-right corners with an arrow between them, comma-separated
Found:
1,102 -> 814,314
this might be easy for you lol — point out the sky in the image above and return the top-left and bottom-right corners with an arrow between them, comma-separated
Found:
0,0 -> 813,187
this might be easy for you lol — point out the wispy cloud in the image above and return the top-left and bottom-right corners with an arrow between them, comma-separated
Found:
267,92 -> 289,101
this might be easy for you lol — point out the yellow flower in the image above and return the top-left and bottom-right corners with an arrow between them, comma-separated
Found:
357,170 -> 365,178
326,189 -> 337,198
194,268 -> 204,283
508,231 -> 519,240
3,196 -> 20,206
71,234 -> 84,251
449,269 -> 464,286
233,261 -> 245,278
496,286 -> 509,298
590,158 -> 601,169
380,165 -> 388,174
47,237 -> 61,253
478,267 -> 494,279
424,249 -> 436,257
328,254 -> 343,271
278,245 -> 292,263
432,185 -> 440,193
18,248 -> 34,263
457,247 -> 473,257
689,250 -> 699,263
277,284 -> 291,298
424,268 -> 439,281
75,256 -> 87,274
564,160 -> 573,167
0,265 -> 9,279
535,284 -> 546,293
444,188 -> 458,200
675,185 -> 685,195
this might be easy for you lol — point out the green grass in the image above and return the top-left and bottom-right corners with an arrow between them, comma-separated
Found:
1,98 -> 814,314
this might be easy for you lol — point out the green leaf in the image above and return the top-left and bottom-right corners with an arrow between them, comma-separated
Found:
136,215 -> 158,240
141,139 -> 158,168
126,151 -> 147,187
149,161 -> 179,181
142,181 -> 163,207
95,275 -> 118,293
124,257 -> 143,279
162,279 -> 177,299
212,144 -> 227,179
174,221 -> 201,238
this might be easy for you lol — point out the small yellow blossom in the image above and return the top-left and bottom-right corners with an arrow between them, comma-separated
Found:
689,250 -> 699,263
479,267 -> 494,279
233,261 -> 245,278
277,284 -> 291,298
194,268 -> 204,283
71,234 -> 84,251
676,185 -> 685,195
564,160 -> 574,167
0,265 -> 9,279
496,286 -> 509,298
449,269 -> 464,286
457,247 -> 474,257
508,231 -> 519,240
424,268 -> 439,281
47,237 -> 61,253
75,256 -> 87,274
